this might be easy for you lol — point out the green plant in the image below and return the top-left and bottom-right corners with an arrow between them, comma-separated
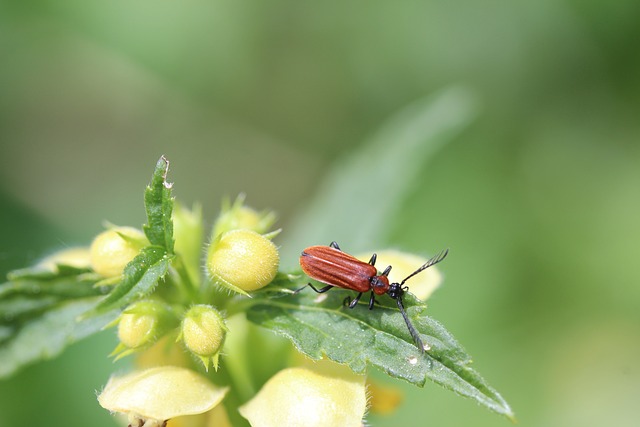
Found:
0,89 -> 513,426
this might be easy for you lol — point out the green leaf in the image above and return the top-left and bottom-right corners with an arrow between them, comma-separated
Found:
0,265 -> 107,349
83,246 -> 171,317
0,296 -> 59,323
7,264 -> 91,281
0,298 -> 118,378
0,276 -> 104,301
247,283 -> 514,420
143,156 -> 175,253
282,87 -> 478,264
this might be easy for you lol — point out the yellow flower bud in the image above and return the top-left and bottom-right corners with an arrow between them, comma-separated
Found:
109,300 -> 178,360
239,366 -> 367,427
90,226 -> 148,278
212,194 -> 276,238
118,311 -> 156,349
98,366 -> 228,426
206,229 -> 279,295
358,249 -> 443,300
180,305 -> 227,371
38,247 -> 91,271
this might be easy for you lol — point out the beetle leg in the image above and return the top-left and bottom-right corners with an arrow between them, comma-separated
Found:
349,292 -> 363,308
295,283 -> 333,294
344,292 -> 363,309
306,283 -> 334,294
329,241 -> 341,250
368,292 -> 377,310
381,265 -> 392,276
368,253 -> 377,266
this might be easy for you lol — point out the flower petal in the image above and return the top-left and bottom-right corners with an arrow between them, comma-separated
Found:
98,366 -> 227,421
239,365 -> 366,427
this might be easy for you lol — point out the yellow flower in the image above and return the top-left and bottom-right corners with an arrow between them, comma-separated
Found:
239,364 -> 367,427
166,404 -> 232,427
98,366 -> 228,427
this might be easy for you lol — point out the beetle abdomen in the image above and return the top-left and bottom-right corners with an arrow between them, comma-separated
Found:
300,246 -> 375,292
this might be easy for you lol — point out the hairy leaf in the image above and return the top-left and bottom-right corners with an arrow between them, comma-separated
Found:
247,284 -> 513,419
0,269 -> 106,328
0,298 -> 118,378
0,276 -> 104,301
143,156 -> 175,253
83,246 -> 171,317
7,264 -> 91,281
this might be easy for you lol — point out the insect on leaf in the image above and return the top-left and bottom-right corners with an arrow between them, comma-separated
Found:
247,286 -> 514,420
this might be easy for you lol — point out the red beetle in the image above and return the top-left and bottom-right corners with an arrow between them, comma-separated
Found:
299,241 -> 448,353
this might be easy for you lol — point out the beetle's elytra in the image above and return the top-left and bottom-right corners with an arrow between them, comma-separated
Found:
298,241 -> 448,353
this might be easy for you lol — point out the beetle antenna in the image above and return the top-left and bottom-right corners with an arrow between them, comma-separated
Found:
396,296 -> 425,353
400,248 -> 449,286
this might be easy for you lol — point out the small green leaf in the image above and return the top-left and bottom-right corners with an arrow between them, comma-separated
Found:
0,266 -> 107,352
0,298 -> 118,378
143,156 -> 175,253
247,284 -> 513,420
84,246 -> 171,317
0,276 -> 104,300
7,264 -> 91,281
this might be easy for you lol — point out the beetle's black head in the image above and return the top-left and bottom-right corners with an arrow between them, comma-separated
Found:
387,282 -> 407,300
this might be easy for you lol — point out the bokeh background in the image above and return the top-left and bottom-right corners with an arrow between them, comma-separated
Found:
1,1 -> 639,426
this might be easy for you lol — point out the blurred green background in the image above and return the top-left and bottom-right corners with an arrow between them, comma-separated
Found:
1,1 -> 639,426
